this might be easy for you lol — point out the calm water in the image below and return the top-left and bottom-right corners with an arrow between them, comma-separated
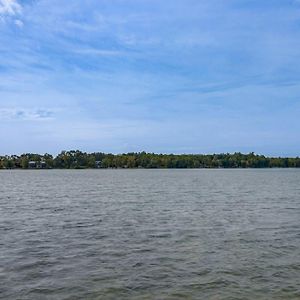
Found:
1,169 -> 300,299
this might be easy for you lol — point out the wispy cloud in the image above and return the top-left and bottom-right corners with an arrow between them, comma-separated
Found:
73,48 -> 124,57
14,18 -> 23,27
0,0 -> 22,27
0,108 -> 54,121
0,0 -> 21,16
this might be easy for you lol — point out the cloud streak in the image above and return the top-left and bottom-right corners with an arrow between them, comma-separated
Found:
0,108 -> 54,121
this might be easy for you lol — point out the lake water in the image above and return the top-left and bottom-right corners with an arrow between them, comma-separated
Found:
1,169 -> 300,299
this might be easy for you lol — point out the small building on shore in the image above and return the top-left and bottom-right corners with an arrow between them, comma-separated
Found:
28,161 -> 47,169
28,161 -> 37,168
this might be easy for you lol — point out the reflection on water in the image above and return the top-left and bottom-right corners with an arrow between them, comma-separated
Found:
1,169 -> 300,299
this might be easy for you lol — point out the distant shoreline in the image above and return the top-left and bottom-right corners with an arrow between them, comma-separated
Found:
1,150 -> 299,169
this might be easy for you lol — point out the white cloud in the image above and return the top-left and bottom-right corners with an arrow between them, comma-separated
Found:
0,0 -> 21,16
14,18 -> 23,27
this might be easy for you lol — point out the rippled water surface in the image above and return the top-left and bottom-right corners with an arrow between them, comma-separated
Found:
1,169 -> 300,299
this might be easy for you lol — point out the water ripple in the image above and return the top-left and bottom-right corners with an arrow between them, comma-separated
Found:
1,169 -> 300,299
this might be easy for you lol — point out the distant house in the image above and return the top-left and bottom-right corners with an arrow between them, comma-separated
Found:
28,161 -> 37,168
28,161 -> 47,169
95,161 -> 101,168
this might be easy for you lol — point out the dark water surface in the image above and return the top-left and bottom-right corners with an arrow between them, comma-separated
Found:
1,169 -> 300,299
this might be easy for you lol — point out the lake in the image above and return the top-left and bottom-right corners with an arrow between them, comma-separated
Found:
1,169 -> 300,299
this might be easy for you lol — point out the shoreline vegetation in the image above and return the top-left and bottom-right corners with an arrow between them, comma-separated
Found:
1,150 -> 300,169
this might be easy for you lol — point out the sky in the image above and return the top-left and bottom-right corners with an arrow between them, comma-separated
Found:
0,0 -> 300,156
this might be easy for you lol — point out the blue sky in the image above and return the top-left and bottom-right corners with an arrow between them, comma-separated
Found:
0,0 -> 300,156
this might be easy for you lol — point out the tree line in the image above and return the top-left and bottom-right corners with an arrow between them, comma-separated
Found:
0,150 -> 300,169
